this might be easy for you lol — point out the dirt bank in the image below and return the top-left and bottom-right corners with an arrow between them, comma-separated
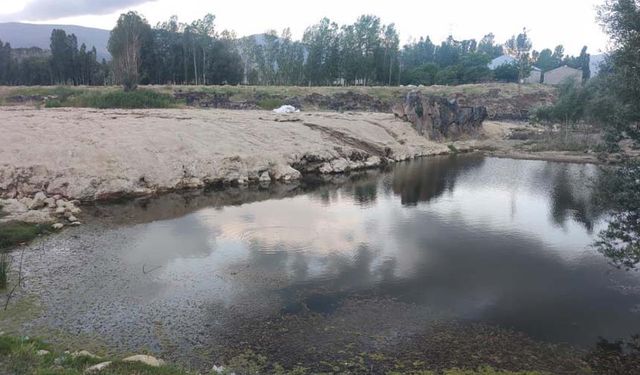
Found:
0,107 -> 449,202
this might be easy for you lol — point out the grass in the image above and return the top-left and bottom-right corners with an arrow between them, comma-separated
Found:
45,90 -> 178,109
0,221 -> 48,251
0,82 -> 557,111
0,253 -> 8,289
257,97 -> 284,110
0,335 -> 191,375
0,334 -> 554,375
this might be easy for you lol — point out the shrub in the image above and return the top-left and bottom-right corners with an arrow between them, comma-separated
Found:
76,90 -> 176,109
0,221 -> 47,250
257,97 -> 284,110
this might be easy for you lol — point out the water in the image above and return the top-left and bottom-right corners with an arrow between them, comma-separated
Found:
14,155 -> 640,369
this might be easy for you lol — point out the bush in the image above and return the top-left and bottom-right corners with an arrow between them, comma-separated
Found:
257,97 -> 284,110
76,90 -> 176,109
0,221 -> 47,250
493,62 -> 520,83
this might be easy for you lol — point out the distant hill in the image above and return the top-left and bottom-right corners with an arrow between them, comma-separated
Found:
0,22 -> 110,60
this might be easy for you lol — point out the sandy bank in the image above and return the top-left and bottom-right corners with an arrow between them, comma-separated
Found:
0,107 -> 449,202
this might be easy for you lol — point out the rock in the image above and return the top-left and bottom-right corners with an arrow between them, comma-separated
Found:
36,349 -> 50,356
20,197 -> 34,208
55,199 -> 65,208
85,361 -> 112,373
28,192 -> 47,209
259,172 -> 271,183
329,158 -> 350,173
270,165 -> 301,182
364,156 -> 381,167
393,91 -> 487,140
211,365 -> 226,373
67,215 -> 78,223
55,207 -> 66,215
122,354 -> 165,367
52,223 -> 64,230
71,221 -> 82,226
44,197 -> 56,208
72,350 -> 99,359
318,163 -> 333,174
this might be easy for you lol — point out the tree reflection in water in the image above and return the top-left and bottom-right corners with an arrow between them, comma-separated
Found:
594,161 -> 640,270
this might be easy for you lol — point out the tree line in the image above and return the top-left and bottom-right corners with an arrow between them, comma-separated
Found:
1,12 -> 593,87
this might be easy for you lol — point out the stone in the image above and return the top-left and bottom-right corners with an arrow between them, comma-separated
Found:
44,197 -> 56,208
36,349 -> 50,356
71,221 -> 82,226
259,172 -> 271,183
85,361 -> 112,373
211,365 -> 226,373
122,354 -> 165,367
270,165 -> 301,182
55,207 -> 66,215
52,223 -> 64,230
67,215 -> 78,223
318,163 -> 333,174
329,158 -> 350,173
364,156 -> 381,167
55,199 -> 65,208
28,192 -> 47,209
72,350 -> 99,359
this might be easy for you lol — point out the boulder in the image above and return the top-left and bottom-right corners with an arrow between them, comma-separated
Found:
122,354 -> 165,367
85,361 -> 112,373
270,165 -> 301,182
72,350 -> 99,359
259,172 -> 271,183
44,197 -> 56,208
52,223 -> 64,230
393,91 -> 487,140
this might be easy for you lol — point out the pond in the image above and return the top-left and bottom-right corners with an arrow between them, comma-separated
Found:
6,154 -> 640,372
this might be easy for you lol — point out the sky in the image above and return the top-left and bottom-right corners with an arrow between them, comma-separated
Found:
0,0 -> 610,55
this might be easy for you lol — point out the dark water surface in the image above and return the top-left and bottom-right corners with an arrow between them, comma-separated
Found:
12,155 -> 640,370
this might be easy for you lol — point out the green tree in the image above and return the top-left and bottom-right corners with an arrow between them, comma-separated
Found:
477,33 -> 502,58
108,12 -> 152,91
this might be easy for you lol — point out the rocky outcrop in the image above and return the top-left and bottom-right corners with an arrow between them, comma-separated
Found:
393,91 -> 487,140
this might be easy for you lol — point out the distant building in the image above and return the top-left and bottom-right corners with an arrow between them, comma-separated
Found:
487,55 -> 516,70
543,65 -> 583,85
524,66 -> 542,84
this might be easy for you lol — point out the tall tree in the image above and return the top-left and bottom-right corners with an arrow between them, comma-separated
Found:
108,11 -> 151,91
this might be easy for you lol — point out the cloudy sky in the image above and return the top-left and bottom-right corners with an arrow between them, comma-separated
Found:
0,0 -> 610,55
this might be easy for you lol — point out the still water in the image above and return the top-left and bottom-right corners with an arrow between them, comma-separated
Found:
20,155 -> 640,368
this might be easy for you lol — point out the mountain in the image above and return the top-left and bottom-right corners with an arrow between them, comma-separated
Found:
0,22 -> 110,60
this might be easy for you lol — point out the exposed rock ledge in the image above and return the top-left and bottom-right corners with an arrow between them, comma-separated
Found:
0,108 -> 450,207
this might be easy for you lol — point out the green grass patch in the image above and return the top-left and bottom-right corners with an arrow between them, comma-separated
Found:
448,144 -> 460,153
0,335 -> 192,375
48,90 -> 178,109
257,97 -> 284,110
0,221 -> 48,251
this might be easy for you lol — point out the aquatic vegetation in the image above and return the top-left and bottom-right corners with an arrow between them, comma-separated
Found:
0,221 -> 48,251
0,253 -> 8,289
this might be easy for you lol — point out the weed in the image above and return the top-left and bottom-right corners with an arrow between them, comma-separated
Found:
0,253 -> 8,289
0,221 -> 48,251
